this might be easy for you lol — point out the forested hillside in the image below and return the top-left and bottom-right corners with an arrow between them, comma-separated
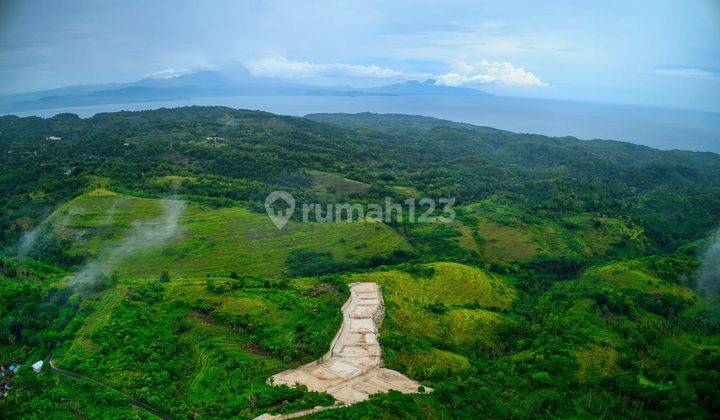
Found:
2,107 -> 719,252
1,107 -> 718,418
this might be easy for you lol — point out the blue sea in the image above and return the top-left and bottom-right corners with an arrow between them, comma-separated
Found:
7,95 -> 720,153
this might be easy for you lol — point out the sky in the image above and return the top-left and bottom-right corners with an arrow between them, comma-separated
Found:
1,0 -> 719,112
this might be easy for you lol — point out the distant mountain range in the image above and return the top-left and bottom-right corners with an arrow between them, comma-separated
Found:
0,69 -> 490,113
359,80 -> 489,96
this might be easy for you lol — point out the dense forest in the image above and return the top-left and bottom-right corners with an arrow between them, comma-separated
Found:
0,107 -> 719,418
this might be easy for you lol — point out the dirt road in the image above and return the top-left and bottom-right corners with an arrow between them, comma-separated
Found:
48,357 -> 171,419
259,282 -> 430,418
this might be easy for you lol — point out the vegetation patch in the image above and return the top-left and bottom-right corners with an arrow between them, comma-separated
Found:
309,170 -> 370,198
52,274 -> 345,417
348,262 -> 515,382
47,189 -> 410,278
2,108 -> 720,418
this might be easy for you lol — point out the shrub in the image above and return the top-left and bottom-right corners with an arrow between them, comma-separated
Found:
285,249 -> 348,277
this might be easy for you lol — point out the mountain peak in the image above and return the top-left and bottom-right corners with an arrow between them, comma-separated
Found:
399,79 -> 437,86
0,71 -> 491,113
361,79 -> 490,96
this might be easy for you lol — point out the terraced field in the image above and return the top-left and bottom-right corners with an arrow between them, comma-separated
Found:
51,189 -> 410,278
56,275 -> 346,417
347,262 -> 516,379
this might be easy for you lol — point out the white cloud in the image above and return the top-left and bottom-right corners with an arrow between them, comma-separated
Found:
243,56 -> 547,88
149,68 -> 194,79
652,67 -> 720,81
244,56 -> 413,80
436,60 -> 548,87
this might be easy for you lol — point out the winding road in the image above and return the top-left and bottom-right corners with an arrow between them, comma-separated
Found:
48,357 -> 171,419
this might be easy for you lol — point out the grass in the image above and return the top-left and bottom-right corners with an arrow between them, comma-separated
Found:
17,191 -> 711,417
391,185 -> 420,197
309,170 -> 370,198
582,261 -> 695,299
638,373 -> 673,390
45,189 -> 375,416
148,175 -> 197,188
65,288 -> 125,357
544,256 -> 719,394
474,217 -> 538,262
383,262 -> 516,309
346,262 -> 515,381
52,189 -> 410,278
575,344 -> 618,383
56,274 -> 347,417
462,200 -> 649,263
446,309 -> 503,347
394,348 -> 471,379
181,314 -> 284,405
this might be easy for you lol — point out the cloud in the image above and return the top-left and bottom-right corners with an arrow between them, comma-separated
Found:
652,67 -> 720,81
149,68 -> 195,79
244,56 -> 414,80
436,60 -> 548,87
244,56 -> 547,88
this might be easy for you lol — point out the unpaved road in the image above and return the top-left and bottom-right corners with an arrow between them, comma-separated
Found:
49,357 -> 171,419
258,282 -> 430,418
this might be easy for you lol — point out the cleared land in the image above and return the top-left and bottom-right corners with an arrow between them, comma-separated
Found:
51,189 -> 410,278
348,262 -> 515,378
267,282 -> 429,407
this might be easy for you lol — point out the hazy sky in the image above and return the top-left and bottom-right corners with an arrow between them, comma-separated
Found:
1,0 -> 719,111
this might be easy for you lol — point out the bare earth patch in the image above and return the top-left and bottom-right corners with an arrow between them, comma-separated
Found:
258,282 -> 430,418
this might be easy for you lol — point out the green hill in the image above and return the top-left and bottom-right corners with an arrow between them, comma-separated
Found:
1,108 -> 719,419
462,199 -> 650,263
51,189 -> 410,278
348,262 -> 515,379
53,274 -> 346,418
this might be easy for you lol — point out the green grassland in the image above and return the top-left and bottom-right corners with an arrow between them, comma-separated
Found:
533,256 -> 720,409
403,198 -> 650,266
310,254 -> 719,418
461,200 -> 650,263
309,170 -> 370,199
582,260 -> 696,300
347,262 -> 515,380
4,189 -> 719,419
53,189 -> 410,278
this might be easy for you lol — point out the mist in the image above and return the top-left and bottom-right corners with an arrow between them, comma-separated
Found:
17,206 -> 85,258
17,224 -> 42,259
70,197 -> 186,288
697,228 -> 720,297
